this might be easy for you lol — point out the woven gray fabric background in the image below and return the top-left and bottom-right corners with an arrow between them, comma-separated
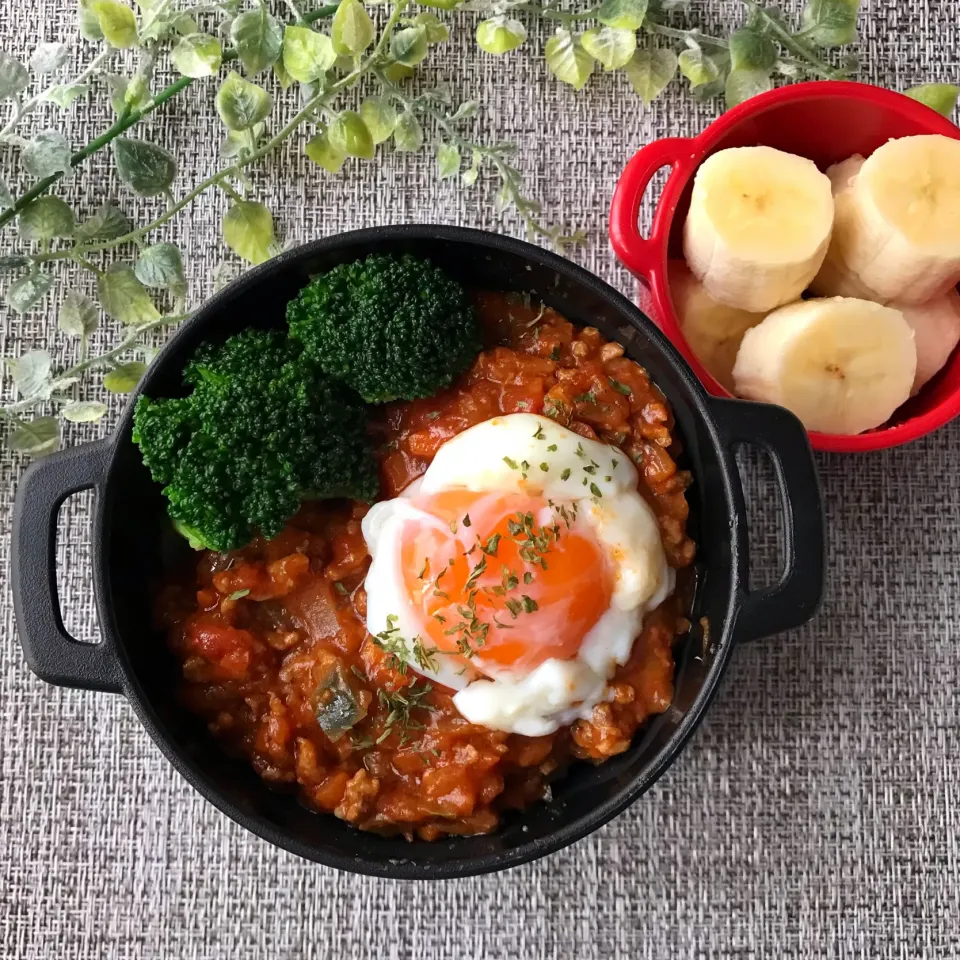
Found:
2,1 -> 959,957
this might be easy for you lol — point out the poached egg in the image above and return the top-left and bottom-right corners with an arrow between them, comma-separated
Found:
361,414 -> 674,735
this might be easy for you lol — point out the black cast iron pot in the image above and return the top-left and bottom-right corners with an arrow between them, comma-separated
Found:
11,225 -> 825,878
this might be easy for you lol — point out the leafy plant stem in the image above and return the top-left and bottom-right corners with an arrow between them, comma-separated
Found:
0,4 -> 340,230
0,48 -> 114,141
737,0 -> 846,80
31,0 -> 409,265
0,314 -> 189,420
511,2 -> 601,26
375,67 -> 572,245
72,255 -> 103,276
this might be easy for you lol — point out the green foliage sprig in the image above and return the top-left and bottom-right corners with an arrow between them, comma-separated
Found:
0,0 -> 954,456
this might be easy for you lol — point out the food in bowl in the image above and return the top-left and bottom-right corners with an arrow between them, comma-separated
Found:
137,257 -> 695,841
671,135 -> 960,436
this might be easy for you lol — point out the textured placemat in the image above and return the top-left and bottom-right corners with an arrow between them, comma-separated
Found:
3,1 -> 960,957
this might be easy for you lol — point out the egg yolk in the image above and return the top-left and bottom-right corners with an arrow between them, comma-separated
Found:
399,489 -> 613,674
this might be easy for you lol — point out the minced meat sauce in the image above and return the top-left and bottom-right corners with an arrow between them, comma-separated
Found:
154,292 -> 696,840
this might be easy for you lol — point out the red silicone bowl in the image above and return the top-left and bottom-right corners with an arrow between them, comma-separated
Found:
609,80 -> 960,453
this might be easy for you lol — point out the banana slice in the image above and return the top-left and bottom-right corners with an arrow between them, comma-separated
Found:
682,146 -> 835,313
809,154 -> 879,300
812,136 -> 960,305
891,289 -> 960,395
668,260 -> 765,392
732,297 -> 917,435
826,154 -> 864,194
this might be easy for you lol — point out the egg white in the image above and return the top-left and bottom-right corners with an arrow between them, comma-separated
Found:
361,414 -> 675,735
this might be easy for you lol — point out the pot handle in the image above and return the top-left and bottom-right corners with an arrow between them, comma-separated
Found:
609,137 -> 696,280
11,440 -> 123,693
710,398 -> 826,643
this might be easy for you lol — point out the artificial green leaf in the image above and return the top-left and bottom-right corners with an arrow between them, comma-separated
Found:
273,56 -> 293,89
800,0 -> 860,48
905,83 -> 960,118
461,150 -> 481,186
8,349 -> 52,398
230,8 -> 283,75
450,99 -> 479,121
0,254 -> 29,270
475,16 -> 526,55
417,0 -> 459,7
390,25 -> 428,66
222,200 -> 275,265
172,13 -> 199,34
6,271 -> 53,313
8,417 -> 59,456
76,201 -> 131,240
545,29 -> 594,91
392,110 -> 423,152
0,178 -> 12,210
678,46 -> 720,88
59,290 -> 99,336
328,110 -> 374,160
216,71 -> 272,131
62,401 -> 109,423
331,0 -> 374,56
0,53 -> 28,100
305,132 -> 346,173
171,33 -> 222,78
103,361 -> 147,393
580,25 -> 636,71
106,75 -> 130,114
415,12 -> 448,44
436,142 -> 459,179
597,0 -> 647,31
624,46 -> 677,103
98,264 -> 161,324
19,196 -> 75,241
135,242 -> 185,294
729,27 -> 776,72
93,0 -> 138,48
220,121 -> 264,158
30,42 -> 69,74
359,96 -> 397,144
22,130 -> 72,179
112,137 -> 177,196
78,0 -> 104,40
45,82 -> 90,109
282,25 -> 336,83
725,67 -> 773,108
382,61 -> 414,84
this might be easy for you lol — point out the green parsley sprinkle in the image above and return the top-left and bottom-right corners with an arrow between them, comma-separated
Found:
503,456 -> 519,470
590,482 -> 602,498
462,514 -> 471,528
533,424 -> 545,439
608,378 -> 631,396
560,468 -> 571,481
521,595 -> 538,613
539,462 -> 549,472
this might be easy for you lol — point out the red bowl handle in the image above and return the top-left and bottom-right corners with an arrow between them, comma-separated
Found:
609,137 -> 697,280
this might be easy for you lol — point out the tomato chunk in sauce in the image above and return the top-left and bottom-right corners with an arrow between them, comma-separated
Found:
156,293 -> 696,840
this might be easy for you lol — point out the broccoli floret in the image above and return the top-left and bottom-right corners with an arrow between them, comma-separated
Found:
286,253 -> 482,403
131,395 -> 196,487
133,329 -> 378,553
